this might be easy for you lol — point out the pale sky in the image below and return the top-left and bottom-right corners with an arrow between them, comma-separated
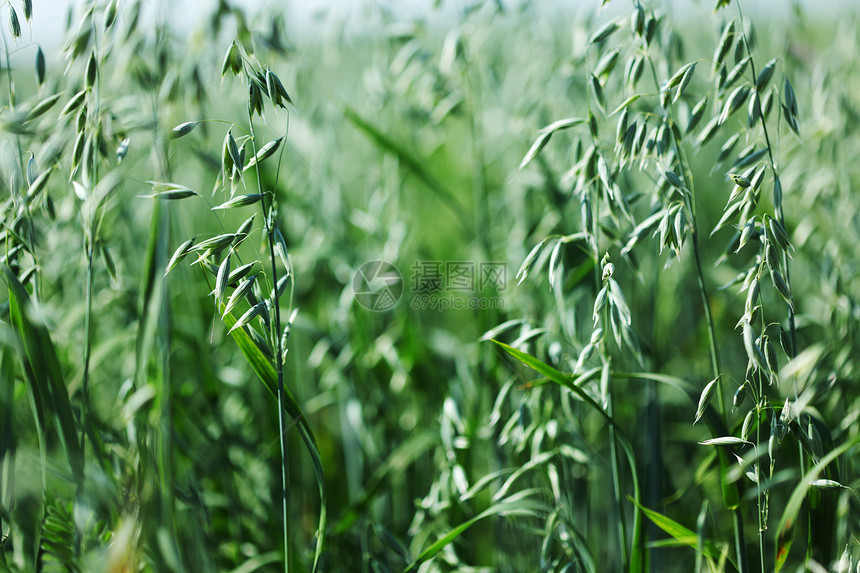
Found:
24,0 -> 851,53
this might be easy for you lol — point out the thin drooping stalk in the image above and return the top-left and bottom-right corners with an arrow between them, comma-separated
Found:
247,107 -> 290,573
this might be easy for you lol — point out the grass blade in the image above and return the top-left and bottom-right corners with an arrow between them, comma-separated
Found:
2,265 -> 83,486
491,340 -> 645,572
402,490 -> 546,573
220,306 -> 327,572
629,497 -> 735,568
774,434 -> 860,571
343,106 -> 469,230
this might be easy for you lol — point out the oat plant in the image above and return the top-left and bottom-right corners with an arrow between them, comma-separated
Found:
495,0 -> 858,571
165,37 -> 326,573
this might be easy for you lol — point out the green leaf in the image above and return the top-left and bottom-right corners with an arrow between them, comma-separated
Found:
2,265 -> 83,486
335,432 -> 437,534
629,497 -> 733,567
220,305 -> 327,573
775,434 -> 860,571
344,106 -> 469,230
490,340 -> 645,572
402,490 -> 546,573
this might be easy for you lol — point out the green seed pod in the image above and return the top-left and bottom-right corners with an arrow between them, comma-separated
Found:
765,339 -> 779,378
746,278 -> 760,314
244,137 -> 283,172
713,20 -> 736,73
625,55 -> 645,88
659,88 -> 670,110
645,14 -> 658,45
222,131 -> 235,176
116,137 -> 130,163
221,41 -> 242,77
697,116 -> 721,145
767,216 -> 792,252
748,90 -> 761,128
724,56 -> 749,89
249,82 -> 263,117
590,75 -> 605,112
62,90 -> 87,116
616,108 -> 628,147
8,5 -> 21,39
733,35 -> 746,64
756,58 -> 777,91
85,51 -> 98,90
589,112 -> 599,139
762,87 -> 775,119
35,46 -> 45,85
733,383 -> 746,409
104,0 -> 117,28
589,20 -> 620,44
70,131 -> 85,178
631,2 -> 645,36
170,121 -> 199,139
595,48 -> 621,78
26,154 -> 37,187
770,268 -> 793,309
741,409 -> 755,441
779,325 -> 793,357
807,422 -> 823,459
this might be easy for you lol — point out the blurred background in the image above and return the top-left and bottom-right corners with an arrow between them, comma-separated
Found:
1,0 -> 858,571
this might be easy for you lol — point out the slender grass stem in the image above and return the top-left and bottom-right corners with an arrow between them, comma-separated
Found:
80,245 -> 94,457
248,106 -> 291,573
607,372 -> 629,570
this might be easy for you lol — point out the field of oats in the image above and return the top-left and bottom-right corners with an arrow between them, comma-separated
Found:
0,0 -> 857,571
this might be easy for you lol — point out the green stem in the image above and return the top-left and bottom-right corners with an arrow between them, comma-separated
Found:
248,106 -> 290,573
690,227 -> 726,416
607,373 -> 629,569
80,243 -> 94,459
734,0 -> 797,361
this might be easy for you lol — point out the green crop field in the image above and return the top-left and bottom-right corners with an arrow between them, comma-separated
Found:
0,0 -> 857,571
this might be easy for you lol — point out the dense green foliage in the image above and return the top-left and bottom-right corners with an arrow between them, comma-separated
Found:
0,0 -> 858,571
